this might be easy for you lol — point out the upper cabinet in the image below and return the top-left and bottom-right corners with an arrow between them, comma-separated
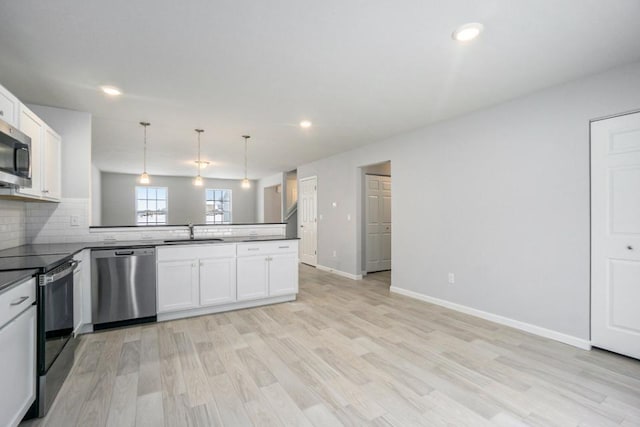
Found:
0,85 -> 62,202
0,84 -> 19,127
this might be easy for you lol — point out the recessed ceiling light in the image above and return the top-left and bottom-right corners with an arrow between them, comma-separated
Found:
300,120 -> 312,128
452,23 -> 484,42
101,86 -> 122,96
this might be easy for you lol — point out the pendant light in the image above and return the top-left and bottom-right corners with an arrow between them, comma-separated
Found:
241,135 -> 251,189
139,122 -> 150,184
194,129 -> 204,186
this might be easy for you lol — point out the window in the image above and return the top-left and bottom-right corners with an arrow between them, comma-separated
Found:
206,189 -> 232,224
136,186 -> 168,225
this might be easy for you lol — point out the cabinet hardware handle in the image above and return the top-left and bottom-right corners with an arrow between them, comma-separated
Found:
248,248 -> 259,251
278,246 -> 289,249
42,189 -> 49,193
628,245 -> 634,251
10,296 -> 29,306
0,110 -> 4,116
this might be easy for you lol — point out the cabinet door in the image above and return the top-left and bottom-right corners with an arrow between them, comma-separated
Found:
0,84 -> 19,127
237,256 -> 269,301
268,253 -> 299,296
157,259 -> 199,313
73,266 -> 82,334
200,257 -> 236,306
42,127 -> 61,201
0,306 -> 36,427
17,107 -> 43,198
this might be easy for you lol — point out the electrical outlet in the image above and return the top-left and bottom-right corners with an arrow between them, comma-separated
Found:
346,214 -> 351,221
332,250 -> 337,257
332,202 -> 337,208
70,215 -> 80,226
448,273 -> 455,284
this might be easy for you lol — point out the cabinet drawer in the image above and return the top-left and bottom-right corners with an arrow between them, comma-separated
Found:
158,243 -> 236,261
0,277 -> 36,328
237,241 -> 298,256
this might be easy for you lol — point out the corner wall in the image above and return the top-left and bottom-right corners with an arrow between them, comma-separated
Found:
297,60 -> 640,342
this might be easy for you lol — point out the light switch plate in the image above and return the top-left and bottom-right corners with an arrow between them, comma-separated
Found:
70,215 -> 80,226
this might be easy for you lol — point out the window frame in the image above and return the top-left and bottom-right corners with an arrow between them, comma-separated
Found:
135,186 -> 169,226
205,188 -> 233,224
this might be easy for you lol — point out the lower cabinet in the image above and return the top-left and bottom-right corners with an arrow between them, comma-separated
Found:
268,253 -> 299,296
236,256 -> 269,301
0,278 -> 36,427
157,240 -> 298,318
200,257 -> 236,306
157,259 -> 199,313
237,241 -> 299,300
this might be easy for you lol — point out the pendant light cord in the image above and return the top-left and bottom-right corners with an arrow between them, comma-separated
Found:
196,129 -> 204,176
242,135 -> 250,180
140,122 -> 150,173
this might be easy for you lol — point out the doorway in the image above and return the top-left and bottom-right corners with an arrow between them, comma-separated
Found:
361,161 -> 391,275
299,176 -> 318,266
263,185 -> 282,223
591,110 -> 640,360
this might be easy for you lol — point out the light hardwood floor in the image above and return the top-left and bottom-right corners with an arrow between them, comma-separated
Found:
24,265 -> 640,426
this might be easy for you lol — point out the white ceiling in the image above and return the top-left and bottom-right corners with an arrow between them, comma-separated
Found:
1,0 -> 639,179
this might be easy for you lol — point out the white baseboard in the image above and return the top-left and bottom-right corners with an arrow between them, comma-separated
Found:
316,264 -> 363,280
389,286 -> 591,350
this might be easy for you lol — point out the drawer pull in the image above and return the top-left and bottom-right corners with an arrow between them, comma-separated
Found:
278,246 -> 289,249
10,296 -> 29,306
247,248 -> 260,251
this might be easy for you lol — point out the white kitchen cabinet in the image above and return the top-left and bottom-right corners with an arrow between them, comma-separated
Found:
268,253 -> 299,296
157,244 -> 237,313
157,259 -> 199,313
0,278 -> 36,427
237,256 -> 269,301
237,240 -> 299,300
42,126 -> 62,201
200,256 -> 236,306
157,240 -> 298,321
0,96 -> 61,202
0,83 -> 20,127
72,249 -> 91,334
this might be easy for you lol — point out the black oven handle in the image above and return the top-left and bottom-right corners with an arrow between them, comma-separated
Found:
41,260 -> 79,286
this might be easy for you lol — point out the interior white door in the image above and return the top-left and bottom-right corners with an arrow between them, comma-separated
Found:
366,175 -> 391,273
591,111 -> 640,359
299,176 -> 317,266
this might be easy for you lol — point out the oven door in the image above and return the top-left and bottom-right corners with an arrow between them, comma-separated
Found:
38,262 -> 76,374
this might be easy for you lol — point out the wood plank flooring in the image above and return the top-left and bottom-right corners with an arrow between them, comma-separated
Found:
23,265 -> 640,426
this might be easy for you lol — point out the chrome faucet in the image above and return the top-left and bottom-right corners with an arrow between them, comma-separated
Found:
188,223 -> 195,240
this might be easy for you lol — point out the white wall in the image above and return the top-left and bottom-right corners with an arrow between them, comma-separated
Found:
28,105 -> 92,198
256,172 -> 284,222
297,61 -> 640,342
100,172 -> 257,226
91,164 -> 101,225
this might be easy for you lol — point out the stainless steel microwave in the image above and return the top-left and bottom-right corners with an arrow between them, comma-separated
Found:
0,117 -> 31,188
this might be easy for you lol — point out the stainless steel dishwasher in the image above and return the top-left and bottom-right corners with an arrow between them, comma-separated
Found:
91,247 -> 156,330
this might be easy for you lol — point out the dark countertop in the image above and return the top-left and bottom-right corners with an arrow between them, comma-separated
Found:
89,222 -> 286,229
0,253 -> 74,272
0,269 -> 38,294
0,236 -> 299,272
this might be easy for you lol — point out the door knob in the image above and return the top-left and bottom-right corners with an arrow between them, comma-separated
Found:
628,245 -> 634,251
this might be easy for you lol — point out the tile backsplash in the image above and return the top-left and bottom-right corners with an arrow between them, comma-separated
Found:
0,200 -> 27,250
11,198 -> 285,245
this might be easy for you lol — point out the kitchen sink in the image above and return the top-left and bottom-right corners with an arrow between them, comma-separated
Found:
163,238 -> 224,244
